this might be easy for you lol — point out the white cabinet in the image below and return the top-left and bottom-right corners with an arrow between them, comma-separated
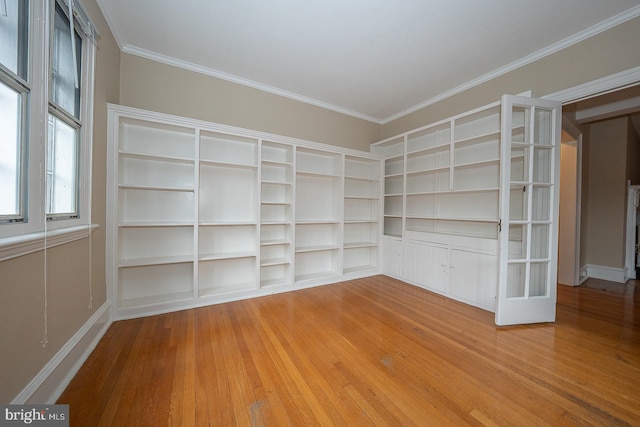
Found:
449,248 -> 496,311
382,236 -> 403,279
403,240 -> 448,295
402,231 -> 497,311
371,100 -> 510,312
107,105 -> 382,319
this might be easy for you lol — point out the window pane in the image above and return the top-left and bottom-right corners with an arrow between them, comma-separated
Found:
0,80 -> 21,217
51,3 -> 82,118
0,0 -> 28,79
47,115 -> 78,216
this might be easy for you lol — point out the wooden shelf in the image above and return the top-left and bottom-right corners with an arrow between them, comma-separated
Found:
119,256 -> 193,268
295,245 -> 340,253
119,184 -> 194,192
405,215 -> 498,223
295,271 -> 339,282
199,251 -> 256,261
120,291 -> 194,309
200,159 -> 257,169
454,129 -> 500,147
119,151 -> 194,164
262,159 -> 293,167
407,142 -> 450,156
344,241 -> 377,248
260,239 -> 291,246
260,257 -> 290,267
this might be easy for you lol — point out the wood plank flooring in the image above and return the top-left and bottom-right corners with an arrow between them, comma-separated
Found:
58,276 -> 640,426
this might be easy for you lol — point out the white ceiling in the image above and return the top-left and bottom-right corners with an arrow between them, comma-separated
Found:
97,0 -> 640,123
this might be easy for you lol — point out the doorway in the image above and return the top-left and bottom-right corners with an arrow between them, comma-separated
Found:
626,185 -> 640,280
557,129 -> 582,286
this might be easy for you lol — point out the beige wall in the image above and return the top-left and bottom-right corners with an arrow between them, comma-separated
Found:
0,0 -> 120,403
119,54 -> 382,152
586,117 -> 628,269
580,126 -> 591,276
626,119 -> 640,185
2,2 -> 639,404
381,16 -> 640,138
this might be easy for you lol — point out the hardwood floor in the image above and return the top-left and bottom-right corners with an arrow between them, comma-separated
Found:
58,276 -> 640,426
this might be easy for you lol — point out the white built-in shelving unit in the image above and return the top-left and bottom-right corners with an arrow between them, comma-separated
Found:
371,101 -> 507,311
107,105 -> 382,319
343,156 -> 380,275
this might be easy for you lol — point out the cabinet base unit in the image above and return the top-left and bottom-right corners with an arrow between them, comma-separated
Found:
373,100 -> 503,312
107,104 -> 382,319
398,231 -> 497,312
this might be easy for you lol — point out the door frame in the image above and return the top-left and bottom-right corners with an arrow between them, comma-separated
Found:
626,185 -> 640,280
559,121 -> 583,286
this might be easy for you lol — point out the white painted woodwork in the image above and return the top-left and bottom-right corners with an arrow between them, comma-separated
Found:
107,105 -> 382,319
373,96 -> 561,320
382,236 -> 403,279
98,0 -> 640,121
495,95 -> 562,326
558,141 -> 579,286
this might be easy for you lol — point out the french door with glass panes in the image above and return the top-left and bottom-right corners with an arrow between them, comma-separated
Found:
496,95 -> 561,326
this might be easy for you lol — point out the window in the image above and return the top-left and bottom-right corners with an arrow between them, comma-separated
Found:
0,0 -> 97,253
48,2 -> 83,219
0,0 -> 29,222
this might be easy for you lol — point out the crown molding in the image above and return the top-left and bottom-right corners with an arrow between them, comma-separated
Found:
121,45 -> 384,124
95,0 -> 125,50
542,66 -> 640,103
382,5 -> 640,124
100,3 -> 640,126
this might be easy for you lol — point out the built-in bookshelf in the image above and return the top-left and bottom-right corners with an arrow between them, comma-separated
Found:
343,155 -> 381,275
371,100 -> 505,311
260,141 -> 294,289
295,148 -> 343,283
107,105 -> 382,319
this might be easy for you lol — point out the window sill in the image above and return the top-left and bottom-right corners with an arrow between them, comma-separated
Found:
0,224 -> 99,262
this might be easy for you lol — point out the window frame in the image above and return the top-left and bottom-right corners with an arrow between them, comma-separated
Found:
0,0 -> 97,258
0,0 -> 30,225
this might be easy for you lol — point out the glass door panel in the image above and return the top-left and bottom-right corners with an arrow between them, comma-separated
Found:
496,95 -> 561,326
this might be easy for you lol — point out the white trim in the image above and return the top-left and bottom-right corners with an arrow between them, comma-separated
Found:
543,66 -> 640,104
0,223 -> 98,262
575,96 -> 640,122
11,301 -> 112,404
625,185 -> 640,280
384,6 -> 640,124
107,104 -> 384,160
585,264 -> 627,283
95,0 -> 125,50
95,4 -> 640,125
579,266 -> 590,284
121,45 -> 383,125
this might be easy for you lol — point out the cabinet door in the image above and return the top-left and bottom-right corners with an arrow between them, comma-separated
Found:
449,248 -> 496,311
496,95 -> 561,326
382,237 -> 403,278
404,241 -> 448,293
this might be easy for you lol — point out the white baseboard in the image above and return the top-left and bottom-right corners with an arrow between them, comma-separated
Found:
12,302 -> 112,404
585,264 -> 627,284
